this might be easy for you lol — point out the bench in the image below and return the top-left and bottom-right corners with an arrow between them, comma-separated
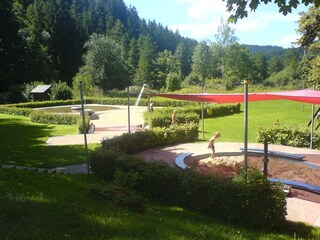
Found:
175,152 -> 193,169
240,148 -> 305,160
269,178 -> 320,194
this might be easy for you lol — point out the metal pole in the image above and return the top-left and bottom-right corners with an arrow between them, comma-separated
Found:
263,139 -> 269,176
79,81 -> 90,174
127,86 -> 131,134
201,81 -> 205,139
311,102 -> 315,149
310,85 -> 315,149
244,80 -> 248,179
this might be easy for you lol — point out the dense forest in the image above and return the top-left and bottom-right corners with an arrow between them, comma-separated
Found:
0,0 -> 318,103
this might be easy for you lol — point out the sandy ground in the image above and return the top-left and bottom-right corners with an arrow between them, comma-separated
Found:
186,155 -> 320,186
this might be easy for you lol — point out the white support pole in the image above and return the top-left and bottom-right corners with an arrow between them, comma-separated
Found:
244,80 -> 249,179
79,81 -> 90,174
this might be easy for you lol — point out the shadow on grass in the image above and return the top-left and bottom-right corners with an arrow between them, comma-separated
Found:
1,169 -> 319,240
0,117 -> 94,167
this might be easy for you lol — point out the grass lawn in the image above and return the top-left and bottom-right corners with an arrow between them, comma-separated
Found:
201,100 -> 317,142
1,168 -> 319,240
0,114 -> 97,168
1,105 -> 320,239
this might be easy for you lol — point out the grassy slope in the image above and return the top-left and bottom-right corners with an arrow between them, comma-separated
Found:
1,106 -> 320,239
202,100 -> 316,142
1,169 -> 319,240
0,114 -> 97,168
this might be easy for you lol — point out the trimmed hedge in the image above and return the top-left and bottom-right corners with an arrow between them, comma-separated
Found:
91,148 -> 286,230
100,123 -> 199,154
257,124 -> 320,149
0,106 -> 33,117
30,112 -> 79,125
144,103 -> 240,127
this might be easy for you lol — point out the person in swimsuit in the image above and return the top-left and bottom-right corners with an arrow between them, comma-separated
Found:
208,131 -> 221,159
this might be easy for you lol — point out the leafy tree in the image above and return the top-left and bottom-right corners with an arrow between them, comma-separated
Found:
297,6 -> 320,88
166,72 -> 181,92
224,44 -> 254,88
224,0 -> 319,23
134,35 -> 157,88
192,41 -> 212,89
81,33 -> 130,93
0,0 -> 26,93
268,56 -> 284,75
174,41 -> 192,78
252,52 -> 269,84
211,20 -> 239,80
155,50 -> 180,88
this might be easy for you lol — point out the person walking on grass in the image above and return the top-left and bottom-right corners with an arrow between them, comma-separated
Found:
208,131 -> 221,159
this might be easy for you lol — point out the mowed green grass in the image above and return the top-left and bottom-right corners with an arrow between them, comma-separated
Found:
201,100 -> 317,142
1,168 -> 319,240
0,114 -> 97,168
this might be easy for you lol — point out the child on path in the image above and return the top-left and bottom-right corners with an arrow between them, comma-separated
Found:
208,131 -> 221,159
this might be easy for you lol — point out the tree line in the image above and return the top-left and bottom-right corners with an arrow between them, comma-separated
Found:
0,0 -> 318,103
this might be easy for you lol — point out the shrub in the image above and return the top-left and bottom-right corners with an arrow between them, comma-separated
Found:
30,111 -> 79,125
0,106 -> 33,117
100,123 -> 199,154
90,151 -> 287,230
77,115 -> 90,133
50,81 -> 72,100
257,124 -> 320,149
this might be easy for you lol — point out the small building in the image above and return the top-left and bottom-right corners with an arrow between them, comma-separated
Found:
30,85 -> 52,101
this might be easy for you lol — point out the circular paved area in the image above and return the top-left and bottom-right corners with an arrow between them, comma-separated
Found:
44,105 -> 320,227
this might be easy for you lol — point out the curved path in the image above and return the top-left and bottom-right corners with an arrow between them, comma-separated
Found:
43,105 -> 320,227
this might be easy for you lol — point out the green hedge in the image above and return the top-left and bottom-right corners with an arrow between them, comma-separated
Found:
143,103 -> 240,128
91,148 -> 286,230
30,112 -> 79,125
0,106 -> 33,117
257,124 -> 320,149
100,123 -> 199,154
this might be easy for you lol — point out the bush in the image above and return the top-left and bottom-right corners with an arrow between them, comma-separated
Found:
50,81 -> 72,100
90,151 -> 287,230
30,111 -> 79,125
100,123 -> 199,154
144,104 -> 240,128
257,124 -> 320,149
77,115 -> 90,133
0,106 -> 33,117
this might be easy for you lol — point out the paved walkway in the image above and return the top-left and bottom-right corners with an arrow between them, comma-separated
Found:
43,105 -> 320,227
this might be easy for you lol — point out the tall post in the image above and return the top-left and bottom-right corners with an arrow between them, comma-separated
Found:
310,85 -> 315,149
201,78 -> 205,139
243,80 -> 249,179
127,86 -> 131,134
263,139 -> 269,176
79,81 -> 90,174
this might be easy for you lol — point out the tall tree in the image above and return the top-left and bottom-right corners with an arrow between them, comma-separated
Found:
174,41 -> 192,78
81,33 -> 130,93
252,52 -> 269,84
134,35 -> 157,88
155,50 -> 180,88
0,0 -> 26,93
192,41 -> 212,88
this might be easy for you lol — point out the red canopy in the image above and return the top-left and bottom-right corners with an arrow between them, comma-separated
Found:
151,89 -> 320,104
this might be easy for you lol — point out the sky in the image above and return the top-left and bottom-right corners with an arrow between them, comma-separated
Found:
122,0 -> 309,48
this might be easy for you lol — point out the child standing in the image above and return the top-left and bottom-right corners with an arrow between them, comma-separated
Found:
208,131 -> 221,159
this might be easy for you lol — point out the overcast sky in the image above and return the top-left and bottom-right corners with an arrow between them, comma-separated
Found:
123,0 -> 308,48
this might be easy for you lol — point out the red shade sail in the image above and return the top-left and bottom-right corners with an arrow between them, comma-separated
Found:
150,89 -> 320,104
